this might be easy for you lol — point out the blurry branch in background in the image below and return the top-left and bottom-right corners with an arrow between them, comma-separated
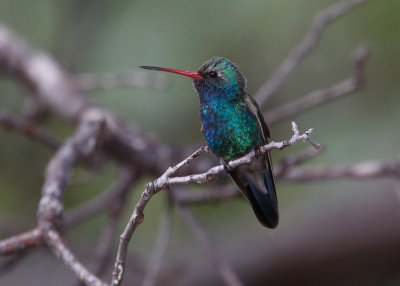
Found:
64,169 -> 137,229
266,45 -> 371,123
73,71 -> 169,91
0,110 -> 60,150
0,0 -> 391,285
83,169 -> 137,284
0,228 -> 43,256
256,0 -> 371,106
140,201 -> 173,286
0,251 -> 27,275
176,203 -> 244,286
282,157 -> 400,181
174,153 -> 400,206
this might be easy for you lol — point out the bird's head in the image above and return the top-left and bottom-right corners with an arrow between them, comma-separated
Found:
140,57 -> 246,101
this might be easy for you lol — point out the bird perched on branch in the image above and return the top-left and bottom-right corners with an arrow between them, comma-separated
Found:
140,57 -> 278,228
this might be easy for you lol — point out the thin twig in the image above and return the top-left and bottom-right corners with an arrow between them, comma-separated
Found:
274,147 -> 324,177
175,186 -> 239,205
0,111 -> 60,150
92,217 -> 120,278
140,200 -> 173,286
266,45 -> 371,123
176,203 -> 243,286
45,230 -> 107,286
73,170 -> 136,286
73,71 -> 168,91
92,170 -> 136,279
176,155 -> 400,205
176,146 -> 324,205
65,169 -> 136,229
174,145 -> 323,206
167,123 -> 318,186
0,251 -> 28,275
256,0 -> 371,106
282,159 -> 400,181
0,228 -> 42,256
111,146 -> 209,286
111,122 -> 317,286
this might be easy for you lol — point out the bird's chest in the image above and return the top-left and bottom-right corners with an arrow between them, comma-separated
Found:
200,102 -> 262,160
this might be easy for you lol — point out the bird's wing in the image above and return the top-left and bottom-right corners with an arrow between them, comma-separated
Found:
245,94 -> 270,142
242,94 -> 278,228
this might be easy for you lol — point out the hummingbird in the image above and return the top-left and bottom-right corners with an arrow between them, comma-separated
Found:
140,57 -> 278,228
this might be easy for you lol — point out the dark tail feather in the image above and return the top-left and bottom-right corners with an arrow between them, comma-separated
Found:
247,169 -> 278,228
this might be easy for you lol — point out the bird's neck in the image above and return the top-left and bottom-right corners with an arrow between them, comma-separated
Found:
195,84 -> 244,106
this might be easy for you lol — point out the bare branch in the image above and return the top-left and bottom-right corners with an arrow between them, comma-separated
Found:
176,203 -> 244,286
0,228 -> 42,256
175,186 -> 239,205
91,217 -> 119,279
266,45 -> 371,123
111,122 -> 316,286
91,170 -> 136,280
256,0 -> 371,106
111,146 -> 208,286
45,230 -> 107,286
167,123 -> 318,186
0,21 -> 198,176
176,154 -> 400,205
174,146 -> 324,205
140,201 -> 173,286
72,71 -> 168,91
282,159 -> 400,181
0,251 -> 28,275
274,147 -> 324,177
64,169 -> 136,229
38,108 -> 106,230
0,111 -> 60,150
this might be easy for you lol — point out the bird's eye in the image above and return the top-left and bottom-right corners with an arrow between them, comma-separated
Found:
209,71 -> 218,78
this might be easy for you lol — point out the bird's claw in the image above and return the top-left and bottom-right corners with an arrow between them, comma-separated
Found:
223,161 -> 234,173
254,146 -> 262,158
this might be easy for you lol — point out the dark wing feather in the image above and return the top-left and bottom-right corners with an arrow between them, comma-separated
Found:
245,94 -> 270,142
228,94 -> 278,228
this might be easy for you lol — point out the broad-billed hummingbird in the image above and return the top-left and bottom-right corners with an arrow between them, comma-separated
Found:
140,57 -> 278,228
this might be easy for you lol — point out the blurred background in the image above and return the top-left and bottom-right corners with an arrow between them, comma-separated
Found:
0,0 -> 400,285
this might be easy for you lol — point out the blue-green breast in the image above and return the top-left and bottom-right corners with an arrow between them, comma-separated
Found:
200,98 -> 263,160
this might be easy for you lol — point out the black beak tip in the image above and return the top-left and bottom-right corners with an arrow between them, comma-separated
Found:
139,65 -> 154,70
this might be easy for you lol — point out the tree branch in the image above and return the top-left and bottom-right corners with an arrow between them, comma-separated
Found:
0,228 -> 42,256
255,0 -> 372,106
0,21 -> 195,176
282,158 -> 400,181
45,230 -> 107,286
64,169 -> 136,229
176,203 -> 244,286
266,45 -> 371,123
140,200 -> 173,286
111,122 -> 317,286
0,111 -> 60,150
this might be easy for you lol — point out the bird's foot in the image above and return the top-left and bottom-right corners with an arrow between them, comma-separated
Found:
223,161 -> 234,173
254,146 -> 262,159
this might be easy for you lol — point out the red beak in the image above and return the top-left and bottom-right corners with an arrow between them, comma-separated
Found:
139,66 -> 202,79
